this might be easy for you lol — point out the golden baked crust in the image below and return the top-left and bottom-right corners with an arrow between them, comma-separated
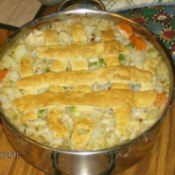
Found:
101,30 -> 115,41
13,89 -> 157,113
20,56 -> 33,77
21,111 -> 37,123
71,60 -> 88,70
103,56 -> 120,67
16,65 -> 152,94
51,60 -> 67,72
0,16 -> 170,150
47,108 -> 69,139
102,40 -> 125,57
115,105 -> 131,137
43,29 -> 58,46
71,117 -> 94,149
134,91 -> 157,107
35,41 -> 124,60
71,23 -> 87,43
111,83 -> 129,90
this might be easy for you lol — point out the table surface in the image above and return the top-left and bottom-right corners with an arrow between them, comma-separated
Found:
0,5 -> 175,175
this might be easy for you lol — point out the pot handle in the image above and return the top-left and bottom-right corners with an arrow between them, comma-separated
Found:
100,152 -> 116,175
51,152 -> 61,175
50,151 -> 116,175
57,0 -> 106,11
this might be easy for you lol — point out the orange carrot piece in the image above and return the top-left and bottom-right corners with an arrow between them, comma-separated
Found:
118,22 -> 134,36
130,35 -> 147,51
154,92 -> 167,107
0,69 -> 8,80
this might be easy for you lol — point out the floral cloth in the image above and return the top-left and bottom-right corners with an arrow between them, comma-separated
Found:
117,5 -> 175,61
102,0 -> 175,11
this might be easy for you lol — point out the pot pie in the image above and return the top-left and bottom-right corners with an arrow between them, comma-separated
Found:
0,16 -> 171,150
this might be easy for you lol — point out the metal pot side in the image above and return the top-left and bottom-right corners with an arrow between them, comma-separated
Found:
1,114 -> 162,175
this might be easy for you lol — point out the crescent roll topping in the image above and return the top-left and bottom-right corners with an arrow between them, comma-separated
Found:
0,16 -> 171,150
71,23 -> 87,43
13,89 -> 157,113
71,117 -> 94,149
115,105 -> 131,137
47,108 -> 69,139
20,56 -> 33,78
16,65 -> 152,95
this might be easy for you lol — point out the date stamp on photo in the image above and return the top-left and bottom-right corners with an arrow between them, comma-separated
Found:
0,152 -> 19,158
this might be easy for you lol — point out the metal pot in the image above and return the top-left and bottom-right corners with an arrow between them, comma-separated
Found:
38,0 -> 62,6
0,0 -> 175,174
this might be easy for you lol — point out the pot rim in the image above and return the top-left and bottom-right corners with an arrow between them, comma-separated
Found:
0,8 -> 175,155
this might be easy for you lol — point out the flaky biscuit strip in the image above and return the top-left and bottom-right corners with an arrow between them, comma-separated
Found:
35,42 -> 103,60
17,65 -> 152,94
13,89 -> 157,114
71,117 -> 94,149
70,23 -> 87,43
20,56 -> 33,78
115,105 -> 131,137
47,108 -> 69,139
35,40 -> 124,60
21,111 -> 38,123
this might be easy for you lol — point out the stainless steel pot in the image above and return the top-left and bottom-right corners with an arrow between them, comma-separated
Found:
38,0 -> 63,6
0,0 -> 175,174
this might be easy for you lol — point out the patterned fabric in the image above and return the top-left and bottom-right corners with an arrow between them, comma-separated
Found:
117,5 -> 175,61
102,0 -> 175,11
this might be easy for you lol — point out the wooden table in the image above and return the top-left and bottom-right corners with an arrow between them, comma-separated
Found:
0,5 -> 175,175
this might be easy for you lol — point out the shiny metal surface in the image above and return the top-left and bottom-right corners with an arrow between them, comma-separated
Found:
0,5 -> 175,175
51,152 -> 115,175
57,0 -> 106,11
38,0 -> 62,6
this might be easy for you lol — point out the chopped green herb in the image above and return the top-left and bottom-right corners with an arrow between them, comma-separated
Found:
127,43 -> 135,48
88,61 -> 99,70
19,89 -> 23,94
67,106 -> 76,113
89,58 -> 106,69
118,54 -> 125,63
63,86 -> 67,90
98,57 -> 106,67
69,106 -> 76,113
89,62 -> 98,67
45,67 -> 51,72
88,57 -> 106,70
38,109 -> 48,118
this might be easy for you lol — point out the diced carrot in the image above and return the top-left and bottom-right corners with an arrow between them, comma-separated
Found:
130,35 -> 147,51
154,92 -> 167,107
0,69 -> 8,80
118,22 -> 134,36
